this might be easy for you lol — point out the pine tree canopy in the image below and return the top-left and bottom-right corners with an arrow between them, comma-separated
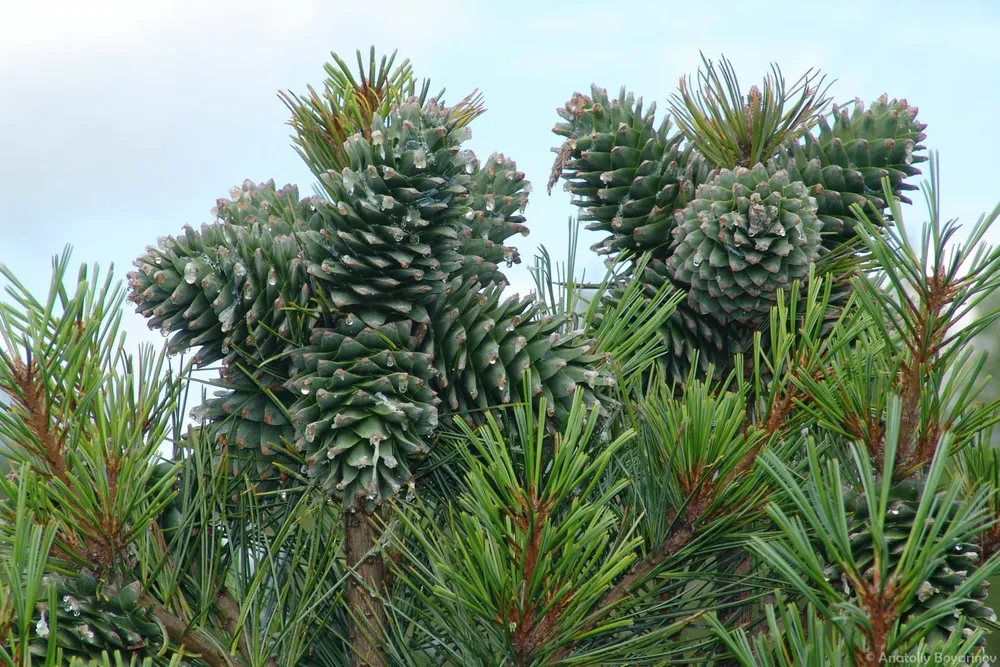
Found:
2,46 -> 1000,667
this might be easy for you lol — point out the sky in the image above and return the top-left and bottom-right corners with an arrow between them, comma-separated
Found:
1,0 -> 999,356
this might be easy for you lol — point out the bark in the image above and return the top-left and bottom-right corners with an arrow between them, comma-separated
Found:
598,523 -> 694,611
216,589 -> 250,661
140,596 -> 234,667
344,509 -> 388,667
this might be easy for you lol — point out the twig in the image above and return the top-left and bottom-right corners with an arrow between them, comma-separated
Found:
142,596 -> 235,667
598,523 -> 694,611
216,589 -> 250,661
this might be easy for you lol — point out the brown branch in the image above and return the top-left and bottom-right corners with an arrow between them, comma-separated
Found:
547,521 -> 694,664
5,357 -> 68,484
557,385 -> 792,660
598,521 -> 694,612
853,573 -> 900,666
714,391 -> 794,505
556,389 -> 789,659
216,590 -> 250,662
512,551 -> 541,661
718,554 -> 765,627
893,266 -> 956,476
344,510 -> 388,667
5,356 -> 119,569
508,489 -> 559,665
7,354 -> 239,667
142,596 -> 235,667
894,357 -> 924,474
983,524 -> 1000,562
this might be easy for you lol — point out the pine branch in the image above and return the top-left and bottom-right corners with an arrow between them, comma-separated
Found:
140,595 -> 235,667
668,52 -> 832,169
3,354 -> 68,485
344,511 -> 388,667
216,590 -> 250,662
598,521 -> 694,610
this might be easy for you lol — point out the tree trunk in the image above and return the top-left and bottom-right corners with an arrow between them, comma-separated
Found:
344,509 -> 388,667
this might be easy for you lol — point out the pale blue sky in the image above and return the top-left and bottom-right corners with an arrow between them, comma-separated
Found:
1,0 -> 998,351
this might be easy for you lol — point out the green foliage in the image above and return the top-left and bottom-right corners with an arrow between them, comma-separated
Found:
0,252 -> 179,663
385,391 -> 682,665
667,53 -> 832,170
280,47 -> 482,177
0,253 -> 352,665
702,164 -> 1000,664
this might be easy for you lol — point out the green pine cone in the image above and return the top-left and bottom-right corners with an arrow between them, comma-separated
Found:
130,182 -> 316,492
775,95 -> 927,244
303,97 -> 475,323
194,360 -> 299,490
829,481 -> 995,647
595,259 -> 739,386
550,86 -> 709,260
459,152 -> 532,287
28,575 -> 162,662
667,164 -> 823,326
430,278 -> 610,427
287,313 -> 440,508
128,180 -> 317,366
